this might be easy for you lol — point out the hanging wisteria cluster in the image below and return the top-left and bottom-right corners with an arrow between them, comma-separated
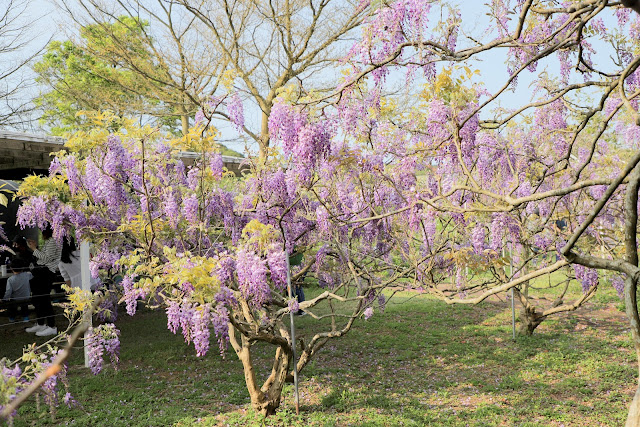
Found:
85,324 -> 120,375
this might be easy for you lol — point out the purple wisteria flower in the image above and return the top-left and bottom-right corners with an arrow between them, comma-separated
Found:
192,305 -> 212,357
471,225 -> 486,254
86,324 -> 120,375
267,247 -> 288,290
573,264 -> 598,293
121,275 -> 146,316
611,275 -> 625,298
211,306 -> 230,355
227,93 -> 245,131
236,248 -> 270,308
209,153 -> 224,179
182,194 -> 199,224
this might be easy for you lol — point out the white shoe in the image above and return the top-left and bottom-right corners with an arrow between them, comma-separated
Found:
35,326 -> 57,337
25,324 -> 46,333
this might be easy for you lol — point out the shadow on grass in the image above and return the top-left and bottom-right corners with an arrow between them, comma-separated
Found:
1,303 -> 73,361
289,295 -> 635,426
3,289 -> 636,427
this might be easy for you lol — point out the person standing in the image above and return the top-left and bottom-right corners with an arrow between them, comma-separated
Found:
58,237 -> 99,289
25,226 -> 61,337
289,249 -> 307,316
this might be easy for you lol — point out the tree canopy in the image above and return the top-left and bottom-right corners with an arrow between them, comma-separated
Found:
0,0 -> 46,128
52,0 -> 369,157
35,16 -> 201,136
34,16 -> 243,156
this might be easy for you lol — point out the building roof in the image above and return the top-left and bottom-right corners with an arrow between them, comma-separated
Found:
0,131 -> 65,174
0,131 -> 246,178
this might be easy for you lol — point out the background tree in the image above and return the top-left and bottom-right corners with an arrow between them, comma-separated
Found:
53,0 -> 369,157
34,14 -> 221,137
0,0 -> 47,128
35,16 -> 245,156
34,35 -> 158,135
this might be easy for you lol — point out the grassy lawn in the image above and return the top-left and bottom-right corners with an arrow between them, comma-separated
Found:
1,284 -> 635,426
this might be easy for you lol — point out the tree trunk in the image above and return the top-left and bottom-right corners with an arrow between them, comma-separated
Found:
177,99 -> 190,136
624,274 -> 640,427
232,329 -> 291,416
181,112 -> 189,136
259,108 -> 270,161
514,289 -> 545,335
254,346 -> 291,416
250,391 -> 282,417
624,164 -> 640,426
518,306 -> 544,336
627,387 -> 640,427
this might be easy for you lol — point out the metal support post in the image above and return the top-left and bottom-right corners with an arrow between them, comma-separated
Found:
285,254 -> 300,415
510,246 -> 516,340
80,240 -> 92,368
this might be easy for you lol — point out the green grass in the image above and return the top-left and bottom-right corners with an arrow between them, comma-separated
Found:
0,284 -> 635,426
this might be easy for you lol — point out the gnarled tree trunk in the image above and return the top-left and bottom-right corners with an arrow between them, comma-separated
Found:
514,288 -> 545,335
229,322 -> 293,416
628,387 -> 640,427
519,305 -> 545,335
623,275 -> 640,427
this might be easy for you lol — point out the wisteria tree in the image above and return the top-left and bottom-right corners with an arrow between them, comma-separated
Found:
8,109 -> 402,416
6,0 -> 640,425
292,0 -> 640,424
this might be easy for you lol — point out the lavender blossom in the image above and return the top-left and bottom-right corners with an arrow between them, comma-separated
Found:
267,247 -> 288,290
611,275 -> 625,298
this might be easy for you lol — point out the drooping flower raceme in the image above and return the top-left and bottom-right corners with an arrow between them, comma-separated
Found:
85,324 -> 120,375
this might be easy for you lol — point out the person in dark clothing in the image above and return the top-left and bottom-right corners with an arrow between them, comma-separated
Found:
289,249 -> 307,316
25,227 -> 61,337
293,281 -> 306,316
555,218 -> 567,231
11,236 -> 34,265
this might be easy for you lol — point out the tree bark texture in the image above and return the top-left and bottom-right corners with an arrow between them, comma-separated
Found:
518,306 -> 545,336
229,323 -> 293,416
625,164 -> 640,427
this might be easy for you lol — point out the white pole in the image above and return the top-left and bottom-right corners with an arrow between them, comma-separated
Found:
504,245 -> 516,340
285,254 -> 300,415
511,287 -> 516,340
80,240 -> 92,368
510,244 -> 516,340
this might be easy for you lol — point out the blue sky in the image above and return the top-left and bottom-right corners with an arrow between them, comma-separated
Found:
21,0 -> 625,153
